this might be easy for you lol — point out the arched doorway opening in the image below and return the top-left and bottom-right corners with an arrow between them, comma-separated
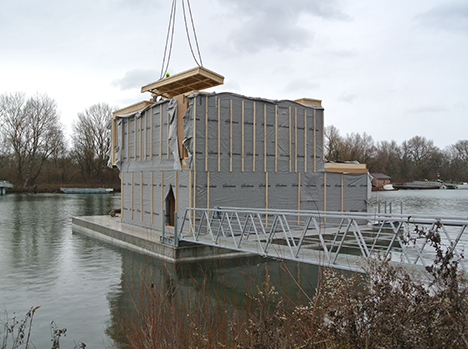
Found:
164,186 -> 176,227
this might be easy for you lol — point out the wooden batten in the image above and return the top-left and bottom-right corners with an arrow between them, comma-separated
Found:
304,109 -> 307,173
253,101 -> 256,172
324,163 -> 368,173
151,171 -> 154,224
141,66 -> 224,97
217,98 -> 221,172
140,171 -> 143,222
313,109 -> 316,172
205,96 -> 208,171
289,106 -> 292,172
113,100 -> 154,117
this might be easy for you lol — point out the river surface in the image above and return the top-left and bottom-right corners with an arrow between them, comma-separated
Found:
1,190 -> 467,347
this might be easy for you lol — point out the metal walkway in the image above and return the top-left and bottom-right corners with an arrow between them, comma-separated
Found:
168,207 -> 468,273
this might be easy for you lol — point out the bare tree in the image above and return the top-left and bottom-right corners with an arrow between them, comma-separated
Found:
324,125 -> 344,161
70,103 -> 114,179
0,92 -> 65,188
401,136 -> 443,180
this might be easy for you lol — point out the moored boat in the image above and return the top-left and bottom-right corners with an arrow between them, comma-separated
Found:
60,188 -> 114,194
393,181 -> 441,190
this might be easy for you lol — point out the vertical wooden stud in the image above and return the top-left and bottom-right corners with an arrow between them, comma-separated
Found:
144,110 -> 147,160
139,116 -> 142,160
193,98 -> 197,171
167,104 -> 170,159
263,103 -> 267,173
161,171 -> 164,222
229,99 -> 233,172
253,101 -> 256,172
322,110 -> 325,162
323,172 -> 327,212
217,97 -> 221,172
241,100 -> 245,172
313,109 -> 317,173
295,108 -> 298,173
131,172 -> 134,220
151,171 -> 154,225
160,104 -> 163,159
205,96 -> 208,172
126,119 -> 129,162
140,171 -> 143,222
304,109 -> 307,173
150,109 -> 153,160
289,106 -> 292,172
207,171 -> 210,209
134,116 -> 137,161
121,174 -> 124,218
275,105 -> 278,173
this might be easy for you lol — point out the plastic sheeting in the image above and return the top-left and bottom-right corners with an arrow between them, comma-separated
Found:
183,92 -> 324,174
115,91 -> 369,231
114,98 -> 181,172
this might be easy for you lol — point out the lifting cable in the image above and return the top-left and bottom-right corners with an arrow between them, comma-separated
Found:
159,0 -> 203,80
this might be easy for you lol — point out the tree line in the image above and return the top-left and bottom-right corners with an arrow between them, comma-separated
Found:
0,92 -> 119,191
325,125 -> 468,183
1,91 -> 466,190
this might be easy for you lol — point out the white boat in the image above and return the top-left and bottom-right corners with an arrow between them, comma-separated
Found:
458,183 -> 468,190
383,184 -> 395,191
60,188 -> 114,194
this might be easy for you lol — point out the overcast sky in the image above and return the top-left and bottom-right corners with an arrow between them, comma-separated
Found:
1,0 -> 467,149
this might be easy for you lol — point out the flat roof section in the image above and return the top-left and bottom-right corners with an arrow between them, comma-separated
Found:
141,66 -> 224,97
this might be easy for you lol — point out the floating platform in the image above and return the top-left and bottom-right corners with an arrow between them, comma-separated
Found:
72,216 -> 250,263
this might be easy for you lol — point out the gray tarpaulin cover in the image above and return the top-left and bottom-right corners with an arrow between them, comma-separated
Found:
114,91 -> 370,231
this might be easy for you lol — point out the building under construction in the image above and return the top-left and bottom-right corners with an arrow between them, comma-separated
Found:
110,67 -> 370,231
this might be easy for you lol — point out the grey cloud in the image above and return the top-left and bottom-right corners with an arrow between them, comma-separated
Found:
414,1 -> 468,33
284,78 -> 321,94
216,0 -> 349,53
112,69 -> 159,91
407,105 -> 448,113
338,92 -> 358,103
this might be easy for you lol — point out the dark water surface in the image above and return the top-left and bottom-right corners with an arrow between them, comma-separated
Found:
2,190 -> 467,347
0,193 -> 320,348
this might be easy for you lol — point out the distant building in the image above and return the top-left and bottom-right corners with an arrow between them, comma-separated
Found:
370,173 -> 391,190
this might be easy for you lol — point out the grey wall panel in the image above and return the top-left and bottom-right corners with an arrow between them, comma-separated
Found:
343,173 -> 368,213
142,171 -> 152,225
325,172 -> 342,212
301,172 -> 324,211
267,173 -> 299,210
152,171 -> 162,228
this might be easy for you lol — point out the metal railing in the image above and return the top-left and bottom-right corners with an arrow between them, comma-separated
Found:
170,207 -> 468,273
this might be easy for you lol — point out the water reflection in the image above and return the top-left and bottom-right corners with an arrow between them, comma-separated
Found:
0,193 -> 121,348
106,252 -> 323,347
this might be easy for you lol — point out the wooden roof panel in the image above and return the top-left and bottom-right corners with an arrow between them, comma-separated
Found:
141,66 -> 224,97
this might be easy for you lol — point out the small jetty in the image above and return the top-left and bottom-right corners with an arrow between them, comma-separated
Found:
0,180 -> 13,195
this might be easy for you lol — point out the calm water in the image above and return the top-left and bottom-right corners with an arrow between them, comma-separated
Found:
370,189 -> 468,217
0,193 -> 320,348
1,190 -> 467,347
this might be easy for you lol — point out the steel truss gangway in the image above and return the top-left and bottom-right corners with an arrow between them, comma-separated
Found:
169,207 -> 468,273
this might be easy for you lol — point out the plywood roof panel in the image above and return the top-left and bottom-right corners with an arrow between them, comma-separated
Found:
141,66 -> 224,97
